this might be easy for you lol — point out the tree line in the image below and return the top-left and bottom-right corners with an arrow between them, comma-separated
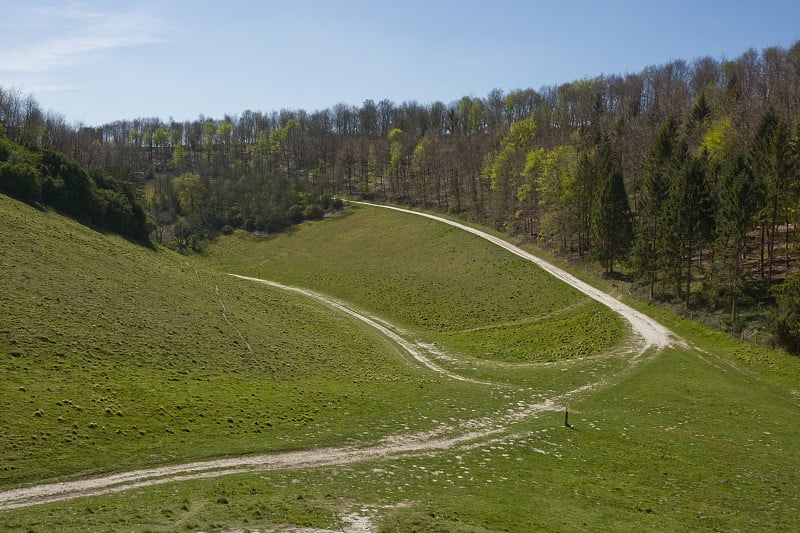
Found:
1,40 -> 800,346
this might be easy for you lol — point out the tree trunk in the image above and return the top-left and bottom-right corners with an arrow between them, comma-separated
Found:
685,248 -> 692,309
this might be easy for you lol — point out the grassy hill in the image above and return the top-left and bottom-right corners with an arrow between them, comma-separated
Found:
2,197 -> 800,532
201,205 -> 627,367
0,195 -> 508,486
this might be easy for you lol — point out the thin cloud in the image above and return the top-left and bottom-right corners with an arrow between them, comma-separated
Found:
0,5 -> 167,73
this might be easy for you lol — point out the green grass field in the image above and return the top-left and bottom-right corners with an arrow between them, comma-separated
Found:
0,196 -> 511,486
2,197 -> 800,531
201,205 -> 626,366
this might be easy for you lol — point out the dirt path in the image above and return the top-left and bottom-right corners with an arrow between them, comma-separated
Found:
230,275 -> 491,385
0,398 -> 560,511
354,202 -> 679,355
0,204 -> 680,515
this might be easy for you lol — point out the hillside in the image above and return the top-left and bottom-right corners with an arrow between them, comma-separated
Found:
5,40 -> 800,349
0,130 -> 150,242
201,204 -> 627,368
0,194 -> 500,486
2,196 -> 800,531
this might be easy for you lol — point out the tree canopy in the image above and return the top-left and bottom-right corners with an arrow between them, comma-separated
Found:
2,39 -> 800,346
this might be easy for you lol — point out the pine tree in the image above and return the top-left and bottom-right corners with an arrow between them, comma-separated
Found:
710,154 -> 760,322
632,116 -> 678,299
664,154 -> 714,308
590,146 -> 633,273
751,109 -> 791,281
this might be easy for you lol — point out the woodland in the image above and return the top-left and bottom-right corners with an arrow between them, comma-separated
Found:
1,41 -> 800,348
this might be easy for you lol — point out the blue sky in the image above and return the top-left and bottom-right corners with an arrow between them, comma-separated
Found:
1,0 -> 798,126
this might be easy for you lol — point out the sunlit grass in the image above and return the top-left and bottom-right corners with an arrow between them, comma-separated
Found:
0,196 -> 511,486
3,196 -> 800,531
201,204 -> 627,365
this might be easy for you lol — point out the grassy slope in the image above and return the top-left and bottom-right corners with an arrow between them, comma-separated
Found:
2,199 -> 800,532
0,195 -> 501,487
201,205 -> 626,366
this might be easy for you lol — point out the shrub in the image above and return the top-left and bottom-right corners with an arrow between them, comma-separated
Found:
286,204 -> 304,224
0,161 -> 41,200
303,203 -> 323,220
771,274 -> 800,352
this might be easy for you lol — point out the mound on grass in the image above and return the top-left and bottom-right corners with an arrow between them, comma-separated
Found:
201,204 -> 627,363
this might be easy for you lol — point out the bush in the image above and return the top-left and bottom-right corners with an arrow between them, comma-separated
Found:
303,203 -> 323,220
771,274 -> 800,351
286,204 -> 304,224
0,138 -> 11,162
0,161 -> 41,200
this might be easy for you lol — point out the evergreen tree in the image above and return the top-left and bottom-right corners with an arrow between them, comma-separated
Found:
751,109 -> 791,281
632,168 -> 669,299
572,149 -> 596,259
664,153 -> 714,307
590,146 -> 633,273
709,154 -> 759,322
632,116 -> 678,299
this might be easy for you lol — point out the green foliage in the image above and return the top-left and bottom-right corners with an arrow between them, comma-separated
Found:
661,153 -> 714,304
632,117 -> 678,297
708,154 -> 759,318
286,203 -> 304,223
507,116 -> 537,149
168,142 -> 185,170
590,149 -> 632,272
770,274 -> 800,350
411,135 -> 431,188
0,161 -> 41,200
483,118 -> 538,224
534,145 -> 578,242
751,109 -> 790,188
385,130 -> 407,199
172,171 -> 206,215
700,118 -> 734,168
750,108 -> 793,280
689,91 -> 712,129
0,135 -> 151,241
302,203 -> 323,220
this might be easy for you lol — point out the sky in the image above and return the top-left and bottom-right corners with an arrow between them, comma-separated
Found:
1,0 -> 799,127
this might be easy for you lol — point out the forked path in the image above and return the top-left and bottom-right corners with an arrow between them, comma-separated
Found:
355,202 -> 678,355
0,204 -> 679,512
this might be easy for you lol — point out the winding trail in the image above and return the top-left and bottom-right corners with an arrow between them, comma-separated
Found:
0,399 -> 559,511
0,203 -> 680,513
354,202 -> 679,355
229,275 -> 491,385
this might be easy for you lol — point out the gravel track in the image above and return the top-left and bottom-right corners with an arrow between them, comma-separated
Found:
354,202 -> 678,355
